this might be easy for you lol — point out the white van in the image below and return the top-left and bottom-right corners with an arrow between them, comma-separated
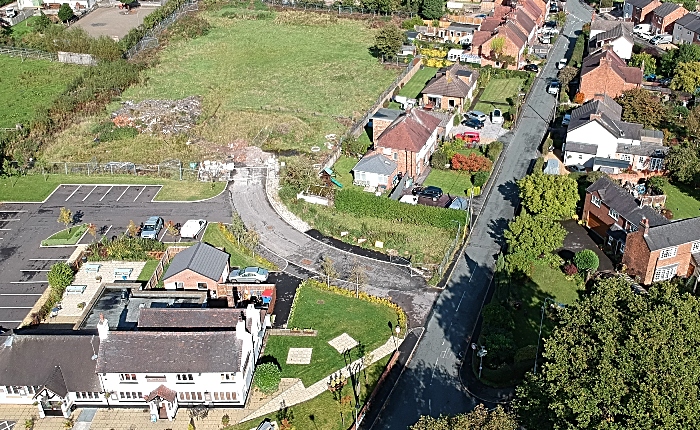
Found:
633,24 -> 651,34
650,34 -> 672,45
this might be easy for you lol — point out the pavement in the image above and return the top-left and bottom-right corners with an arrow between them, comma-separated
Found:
364,2 -> 593,428
72,6 -> 147,40
451,118 -> 508,144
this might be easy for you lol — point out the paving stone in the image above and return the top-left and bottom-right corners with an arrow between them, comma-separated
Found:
286,347 -> 312,365
328,333 -> 358,354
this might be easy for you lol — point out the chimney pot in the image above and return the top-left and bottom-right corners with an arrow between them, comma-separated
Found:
640,217 -> 650,236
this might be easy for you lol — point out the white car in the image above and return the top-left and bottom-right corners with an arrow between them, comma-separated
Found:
638,32 -> 654,41
556,59 -> 567,70
491,108 -> 504,124
229,266 -> 270,283
399,195 -> 418,205
180,219 -> 207,239
465,110 -> 487,123
547,80 -> 560,95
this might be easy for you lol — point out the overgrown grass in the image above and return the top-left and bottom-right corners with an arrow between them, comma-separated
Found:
41,224 -> 87,246
662,181 -> 700,220
0,56 -> 83,127
0,174 -> 225,202
201,223 -> 275,269
137,260 -> 160,281
261,283 -> 397,386
11,16 -> 40,40
424,169 -> 474,197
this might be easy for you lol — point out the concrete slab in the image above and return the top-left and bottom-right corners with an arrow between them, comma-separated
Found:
286,347 -> 312,365
328,333 -> 358,354
72,6 -> 147,40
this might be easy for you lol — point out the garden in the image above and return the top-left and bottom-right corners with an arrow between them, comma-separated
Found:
201,220 -> 277,269
386,66 -> 438,109
41,223 -> 88,246
425,140 -> 503,196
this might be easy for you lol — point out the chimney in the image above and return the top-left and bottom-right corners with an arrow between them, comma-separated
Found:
96,314 -> 109,340
640,217 -> 650,236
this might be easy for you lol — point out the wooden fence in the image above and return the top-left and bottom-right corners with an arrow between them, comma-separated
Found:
145,246 -> 188,289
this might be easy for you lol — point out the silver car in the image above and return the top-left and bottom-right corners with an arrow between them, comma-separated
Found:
465,110 -> 487,123
229,266 -> 270,283
140,216 -> 163,239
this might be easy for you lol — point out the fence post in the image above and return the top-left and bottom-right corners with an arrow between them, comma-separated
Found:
65,163 -> 68,175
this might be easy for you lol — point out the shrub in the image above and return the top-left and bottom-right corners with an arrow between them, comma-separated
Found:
280,157 -> 320,192
401,16 -> 423,29
86,235 -> 166,261
254,362 -> 281,394
482,302 -> 515,332
472,171 -> 490,187
647,176 -> 667,194
91,121 -> 138,142
514,345 -> 538,363
47,262 -> 74,289
342,137 -> 371,158
563,262 -> 578,275
430,149 -> 448,169
486,141 -> 503,161
482,332 -> 516,366
574,92 -> 585,104
451,153 -> 492,172
574,249 -> 599,272
168,14 -> 211,40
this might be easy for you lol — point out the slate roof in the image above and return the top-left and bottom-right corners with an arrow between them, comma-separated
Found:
594,22 -> 633,43
652,2 -> 682,17
591,18 -> 632,34
162,242 -> 229,282
593,157 -> 632,169
448,22 -> 478,32
586,176 -> 669,228
0,334 -> 101,396
626,0 -> 657,8
376,109 -> 441,153
616,141 -> 668,157
644,217 -> 700,250
137,308 -> 246,329
674,12 -> 700,33
96,331 -> 243,373
568,94 -> 623,130
372,108 -> 403,123
581,48 -> 643,85
565,142 -> 598,155
351,153 -> 397,176
422,64 -> 478,98
567,95 -> 658,141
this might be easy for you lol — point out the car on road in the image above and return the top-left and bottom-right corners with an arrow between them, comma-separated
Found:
462,117 -> 484,129
229,266 -> 270,283
465,110 -> 487,122
547,80 -> 560,95
650,34 -> 672,45
180,219 -> 207,239
562,113 -> 571,126
638,32 -> 654,41
524,63 -> 539,72
140,216 -> 164,239
455,131 -> 481,143
556,59 -> 567,70
413,186 -> 443,200
491,108 -> 504,124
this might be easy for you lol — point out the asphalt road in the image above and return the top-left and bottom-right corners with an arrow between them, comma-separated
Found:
368,3 -> 593,428
0,184 -> 231,327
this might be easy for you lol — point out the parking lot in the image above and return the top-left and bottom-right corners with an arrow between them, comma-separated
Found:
72,6 -> 147,40
0,183 -> 231,327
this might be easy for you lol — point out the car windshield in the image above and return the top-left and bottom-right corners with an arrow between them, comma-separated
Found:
143,225 -> 155,231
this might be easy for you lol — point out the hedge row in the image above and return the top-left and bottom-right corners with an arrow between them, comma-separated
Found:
334,188 -> 466,229
120,0 -> 190,52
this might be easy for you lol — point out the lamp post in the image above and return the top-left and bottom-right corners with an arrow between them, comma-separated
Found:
477,346 -> 487,379
534,298 -> 566,374
394,325 -> 401,353
388,322 -> 398,352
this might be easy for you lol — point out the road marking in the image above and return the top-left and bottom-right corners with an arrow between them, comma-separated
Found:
0,307 -> 33,309
0,219 -> 20,221
116,186 -> 129,201
0,210 -> 26,213
9,281 -> 46,284
65,185 -> 81,201
0,293 -> 42,296
20,269 -> 50,272
0,229 -> 10,231
158,227 -> 168,242
100,185 -> 113,202
30,258 -> 66,261
455,290 -> 467,312
134,186 -> 146,202
101,225 -> 113,238
82,185 -> 97,202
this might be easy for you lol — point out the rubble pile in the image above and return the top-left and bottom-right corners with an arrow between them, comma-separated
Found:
111,96 -> 203,135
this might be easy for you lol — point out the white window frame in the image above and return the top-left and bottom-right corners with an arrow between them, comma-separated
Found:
653,264 -> 677,282
692,241 -> 700,253
591,194 -> 601,207
620,153 -> 632,162
609,208 -> 619,221
659,247 -> 678,260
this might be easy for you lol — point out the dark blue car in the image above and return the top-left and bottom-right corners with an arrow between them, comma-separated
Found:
462,118 -> 484,129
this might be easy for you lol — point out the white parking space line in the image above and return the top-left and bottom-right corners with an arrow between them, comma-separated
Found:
9,281 -> 46,284
100,186 -> 114,202
158,228 -> 168,242
134,186 -> 146,202
0,229 -> 11,231
65,185 -> 81,202
20,269 -> 50,272
82,185 -> 98,202
116,186 -> 129,201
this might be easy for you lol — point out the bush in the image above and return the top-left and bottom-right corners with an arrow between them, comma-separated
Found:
647,176 -> 667,194
482,302 -> 515,332
401,16 -> 423,29
342,137 -> 371,158
451,153 -> 492,172
472,171 -> 490,187
574,92 -> 585,104
430,149 -> 448,169
486,141 -> 503,161
47,262 -> 74,289
91,121 -> 138,142
563,262 -> 578,275
254,362 -> 281,394
168,14 -> 211,40
87,235 -> 166,261
514,345 -> 538,363
482,332 -> 516,366
574,249 -> 599,272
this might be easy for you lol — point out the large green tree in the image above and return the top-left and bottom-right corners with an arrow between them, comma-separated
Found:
57,3 -> 74,23
419,0 -> 444,20
374,23 -> 405,60
665,142 -> 700,183
517,173 -> 578,219
671,61 -> 700,93
660,43 -> 700,76
615,88 -> 665,128
629,52 -> 656,75
514,277 -> 700,430
504,213 -> 567,273
410,405 -> 518,430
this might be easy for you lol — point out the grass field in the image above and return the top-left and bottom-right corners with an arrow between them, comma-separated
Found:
0,174 -> 225,202
0,56 -> 82,127
261,282 -> 398,386
387,66 -> 437,109
202,223 -> 275,269
473,78 -> 523,116
425,168 -> 473,197
41,224 -> 87,246
662,181 -> 700,220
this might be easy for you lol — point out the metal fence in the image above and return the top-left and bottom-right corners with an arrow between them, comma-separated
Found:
125,0 -> 199,58
260,0 -> 418,17
0,46 -> 57,62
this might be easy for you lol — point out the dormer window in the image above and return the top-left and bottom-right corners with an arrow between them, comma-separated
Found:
591,194 -> 601,207
692,241 -> 700,253
659,247 -> 678,260
609,208 -> 619,221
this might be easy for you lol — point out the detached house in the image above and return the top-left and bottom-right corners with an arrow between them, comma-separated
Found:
672,12 -> 700,44
579,47 -> 642,101
589,20 -> 634,60
623,0 -> 662,24
421,63 -> 480,112
473,21 -> 529,69
563,94 -> 667,171
650,2 -> 688,35
351,153 -> 398,190
162,242 -> 229,293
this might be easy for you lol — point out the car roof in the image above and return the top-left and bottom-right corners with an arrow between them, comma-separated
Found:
145,216 -> 160,223
471,110 -> 486,115
425,186 -> 442,191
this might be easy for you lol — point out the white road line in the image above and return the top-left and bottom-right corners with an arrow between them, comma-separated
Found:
82,185 -> 97,202
0,210 -> 27,213
0,307 -> 33,309
20,269 -> 50,272
116,186 -> 129,201
158,228 -> 168,242
101,225 -> 113,238
9,281 -> 46,284
100,185 -> 114,202
0,229 -> 10,231
30,258 -> 66,261
0,219 -> 20,221
134,186 -> 146,202
65,185 -> 81,201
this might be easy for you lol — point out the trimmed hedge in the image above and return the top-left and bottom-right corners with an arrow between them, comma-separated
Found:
334,188 -> 466,229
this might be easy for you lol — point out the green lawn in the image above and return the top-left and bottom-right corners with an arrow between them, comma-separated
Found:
330,155 -> 360,190
261,282 -> 399,386
424,169 -> 473,197
662,181 -> 700,220
473,78 -> 523,115
0,174 -> 225,202
41,224 -> 87,246
137,260 -> 160,282
0,56 -> 83,127
202,223 -> 276,269
387,67 -> 438,110
11,16 -> 40,40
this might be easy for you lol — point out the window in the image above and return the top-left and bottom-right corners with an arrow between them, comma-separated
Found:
650,157 -> 664,171
629,224 -> 638,233
619,242 -> 625,253
177,374 -> 194,382
197,282 -> 207,290
591,194 -> 601,207
659,247 -> 678,259
620,154 -> 632,162
175,282 -> 184,289
119,374 -> 136,382
392,152 -> 398,161
692,241 -> 700,253
608,209 -> 619,221
221,373 -> 235,382
579,154 -> 583,159
654,264 -> 678,282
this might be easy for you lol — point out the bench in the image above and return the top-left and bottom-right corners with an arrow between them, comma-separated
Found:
83,263 -> 101,273
114,268 -> 133,278
65,285 -> 87,294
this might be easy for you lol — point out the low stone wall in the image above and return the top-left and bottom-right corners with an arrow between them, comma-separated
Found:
267,329 -> 318,337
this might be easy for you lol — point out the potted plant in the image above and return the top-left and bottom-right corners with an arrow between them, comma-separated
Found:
77,302 -> 86,310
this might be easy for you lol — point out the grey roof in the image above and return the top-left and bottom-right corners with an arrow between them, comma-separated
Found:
594,23 -> 633,43
586,176 -> 669,228
616,141 -> 668,157
96,331 -> 243,374
372,108 -> 403,122
675,12 -> 700,33
138,308 -> 246,329
422,63 -> 479,98
565,142 -> 598,155
163,242 -> 229,282
593,157 -> 632,169
0,334 -> 101,395
626,0 -> 656,8
640,128 -> 664,141
644,217 -> 700,251
448,22 -> 479,32
653,2 -> 682,17
544,158 -> 560,175
422,110 -> 453,128
591,19 -> 632,34
569,95 -> 622,130
352,153 -> 397,176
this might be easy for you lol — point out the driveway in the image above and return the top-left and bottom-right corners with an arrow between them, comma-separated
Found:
451,118 -> 508,143
559,219 -> 615,272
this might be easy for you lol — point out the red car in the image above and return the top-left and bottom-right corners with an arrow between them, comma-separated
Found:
455,131 -> 480,144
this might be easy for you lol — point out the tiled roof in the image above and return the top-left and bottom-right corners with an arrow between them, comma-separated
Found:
675,12 -> 700,32
581,48 -> 642,85
586,176 -> 669,228
494,4 -> 512,18
480,17 -> 502,32
625,0 -> 657,8
375,109 -> 441,153
568,94 -> 623,130
521,0 -> 544,21
594,23 -> 633,43
352,153 -> 398,176
137,308 -> 246,329
644,217 -> 700,251
145,385 -> 177,402
501,21 -> 528,48
471,30 -> 493,48
163,242 -> 228,282
591,18 -> 631,34
422,63 -> 478,98
514,9 -> 536,35
652,2 -> 682,17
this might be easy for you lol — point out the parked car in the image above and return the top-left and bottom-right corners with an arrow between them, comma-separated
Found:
399,194 -> 419,205
524,63 -> 539,72
638,32 -> 654,41
140,216 -> 164,239
549,5 -> 559,13
547,80 -> 560,95
180,219 -> 207,239
462,118 -> 485,129
413,186 -> 443,200
650,34 -> 672,45
491,109 -> 504,124
455,131 -> 481,143
633,23 -> 651,34
568,164 -> 586,172
544,20 -> 557,28
556,59 -> 567,70
229,266 -> 270,283
644,73 -> 656,82
657,77 -> 671,86
465,110 -> 487,122
562,113 -> 571,126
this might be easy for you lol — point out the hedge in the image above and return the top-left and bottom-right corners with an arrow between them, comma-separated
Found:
334,188 -> 466,229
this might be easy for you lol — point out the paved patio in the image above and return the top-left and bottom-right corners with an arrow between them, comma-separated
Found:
328,333 -> 358,353
286,348 -> 313,365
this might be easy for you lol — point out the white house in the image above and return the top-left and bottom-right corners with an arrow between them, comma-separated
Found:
589,21 -> 634,60
564,95 -> 667,172
351,153 -> 398,190
673,12 -> 700,45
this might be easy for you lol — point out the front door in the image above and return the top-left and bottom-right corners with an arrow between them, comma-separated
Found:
42,400 -> 64,417
158,404 -> 168,420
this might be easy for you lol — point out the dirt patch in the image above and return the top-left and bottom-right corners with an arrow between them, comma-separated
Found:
111,96 -> 203,135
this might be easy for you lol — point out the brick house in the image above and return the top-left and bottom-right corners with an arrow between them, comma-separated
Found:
474,21 -> 529,69
650,2 -> 688,35
162,242 -> 230,292
421,63 -> 480,112
373,108 -> 441,178
673,12 -> 700,44
351,153 -> 399,190
579,47 -> 642,101
583,176 -> 669,255
622,0 -> 662,24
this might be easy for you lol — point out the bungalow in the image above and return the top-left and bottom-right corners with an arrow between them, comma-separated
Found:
437,22 -> 479,44
672,12 -> 700,44
162,242 -> 230,292
579,47 -> 642,101
421,63 -> 480,112
622,0 -> 662,24
650,2 -> 687,35
351,153 -> 398,190
589,21 -> 634,60
563,94 -> 667,171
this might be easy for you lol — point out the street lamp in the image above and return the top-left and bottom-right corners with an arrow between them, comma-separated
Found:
477,346 -> 487,379
534,298 -> 566,374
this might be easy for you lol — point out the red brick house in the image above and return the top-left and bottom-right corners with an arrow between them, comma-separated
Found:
475,22 -> 529,69
623,0 -> 662,24
650,2 -> 688,35
579,47 -> 642,101
162,242 -> 230,292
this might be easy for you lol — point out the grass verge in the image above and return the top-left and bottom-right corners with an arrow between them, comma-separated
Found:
41,224 -> 87,246
425,169 -> 474,197
202,223 -> 276,269
662,181 -> 700,220
137,260 -> 160,282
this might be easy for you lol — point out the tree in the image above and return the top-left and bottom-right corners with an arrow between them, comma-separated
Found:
553,11 -> 566,27
660,43 -> 700,76
600,0 -> 613,7
229,213 -> 247,244
514,277 -> 700,429
374,24 -> 405,60
557,66 -> 578,90
420,0 -> 444,20
280,157 -> 320,192
677,0 -> 698,12
348,261 -> 368,298
410,405 -> 518,430
517,173 -> 578,219
573,92 -> 585,104
2,159 -> 20,187
489,36 -> 505,61
686,104 -> 700,139
34,12 -> 52,32
647,175 -> 667,194
126,220 -> 139,238
472,171 -> 489,187
57,3 -> 74,23
242,229 -> 260,258
671,61 -> 700,93
320,256 -> 337,286
504,213 -> 567,273
87,223 -> 97,242
57,207 -> 72,232
47,262 -> 74,289
164,220 -> 178,242
665,142 -> 700,183
253,361 -> 281,394
573,249 -> 599,272
451,152 -> 492,172
629,52 -> 656,75
615,88 -> 665,128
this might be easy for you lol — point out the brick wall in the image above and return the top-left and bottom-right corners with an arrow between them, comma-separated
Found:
479,35 -> 522,70
373,118 -> 394,142
164,268 -> 225,291
580,63 -> 638,101
582,191 -> 620,237
633,0 -> 661,24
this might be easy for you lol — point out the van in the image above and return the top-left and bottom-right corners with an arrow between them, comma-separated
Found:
633,24 -> 651,34
650,34 -> 672,45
